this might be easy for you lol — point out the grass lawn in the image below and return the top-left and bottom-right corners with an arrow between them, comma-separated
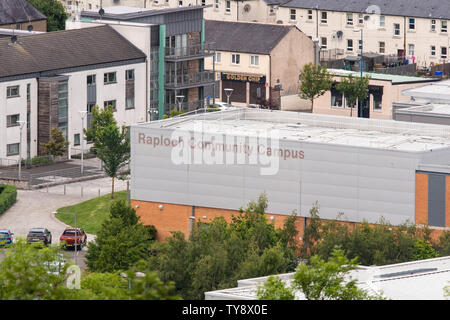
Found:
55,191 -> 127,235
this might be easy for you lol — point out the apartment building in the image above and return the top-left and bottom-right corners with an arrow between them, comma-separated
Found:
59,0 -> 148,15
0,0 -> 47,32
204,20 -> 314,108
0,25 -> 147,161
73,5 -> 215,118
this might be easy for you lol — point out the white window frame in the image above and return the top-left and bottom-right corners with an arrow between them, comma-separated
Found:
7,143 -> 19,156
215,0 -> 219,9
321,37 -> 327,49
408,44 -> 415,56
290,9 -> 296,21
379,15 -> 385,28
409,18 -> 415,30
104,72 -> 117,84
431,19 -> 436,31
441,20 -> 447,33
358,14 -> 363,24
214,52 -> 221,63
250,55 -> 259,66
225,0 -> 230,12
441,47 -> 447,59
346,13 -> 353,26
347,39 -> 353,52
6,85 -> 19,98
231,53 -> 240,65
431,45 -> 436,56
7,114 -> 20,127
394,23 -> 400,36
307,10 -> 313,20
379,41 -> 385,53
321,11 -> 327,24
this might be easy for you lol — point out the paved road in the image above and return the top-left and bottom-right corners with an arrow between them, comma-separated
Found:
0,177 -> 128,268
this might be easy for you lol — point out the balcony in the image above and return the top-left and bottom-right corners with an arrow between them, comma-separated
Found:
165,43 -> 215,61
165,71 -> 215,90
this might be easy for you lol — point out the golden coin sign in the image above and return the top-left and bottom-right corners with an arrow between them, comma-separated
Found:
222,72 -> 266,84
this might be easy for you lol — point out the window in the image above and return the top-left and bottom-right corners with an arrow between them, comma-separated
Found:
431,45 -> 436,56
6,85 -> 19,98
394,23 -> 400,36
74,133 -> 80,146
214,52 -> 221,63
431,19 -> 436,31
290,9 -> 296,21
373,87 -> 383,110
226,0 -> 230,12
441,47 -> 447,59
441,21 -> 447,33
87,74 -> 96,85
7,114 -> 20,127
308,10 -> 313,20
379,42 -> 385,53
215,0 -> 219,9
409,18 -> 415,30
321,11 -> 327,24
321,37 -> 327,49
408,44 -> 415,56
126,69 -> 135,80
358,40 -> 362,51
358,14 -> 364,24
88,4 -> 92,9
27,83 -> 30,102
126,97 -> 135,109
104,100 -> 117,111
330,86 -> 343,108
58,81 -> 68,140
346,13 -> 353,26
250,55 -> 259,66
7,143 -> 19,156
379,16 -> 385,28
104,72 -> 116,84
231,54 -> 240,65
347,39 -> 353,51
201,0 -> 206,5
179,0 -> 183,6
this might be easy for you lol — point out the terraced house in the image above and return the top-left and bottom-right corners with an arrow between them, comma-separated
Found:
0,25 -> 147,161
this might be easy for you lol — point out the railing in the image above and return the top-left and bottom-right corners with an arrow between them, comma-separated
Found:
165,100 -> 205,113
165,42 -> 215,60
165,71 -> 215,88
0,158 -> 18,168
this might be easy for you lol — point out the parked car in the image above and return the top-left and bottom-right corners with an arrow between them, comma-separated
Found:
214,102 -> 235,110
60,228 -> 87,250
0,229 -> 13,245
27,228 -> 52,245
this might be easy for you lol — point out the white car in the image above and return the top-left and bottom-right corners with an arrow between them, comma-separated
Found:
213,102 -> 235,110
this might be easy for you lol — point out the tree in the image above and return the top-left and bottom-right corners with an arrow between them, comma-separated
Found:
86,200 -> 153,273
298,63 -> 333,113
336,74 -> 370,117
412,239 -> 440,261
257,275 -> 295,300
84,105 -> 117,152
96,124 -> 130,199
147,193 -> 299,299
27,0 -> 68,32
40,128 -> 69,158
292,247 -> 383,300
0,239 -> 73,300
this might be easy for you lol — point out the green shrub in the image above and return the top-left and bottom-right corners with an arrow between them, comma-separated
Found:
0,185 -> 17,215
22,156 -> 53,167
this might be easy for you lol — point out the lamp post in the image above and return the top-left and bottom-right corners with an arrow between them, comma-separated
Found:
79,111 -> 88,176
120,272 -> 146,291
148,108 -> 158,121
175,95 -> 185,113
17,120 -> 26,180
224,88 -> 234,106
353,28 -> 363,118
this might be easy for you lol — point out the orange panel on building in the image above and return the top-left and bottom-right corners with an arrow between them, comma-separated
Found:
415,172 -> 428,225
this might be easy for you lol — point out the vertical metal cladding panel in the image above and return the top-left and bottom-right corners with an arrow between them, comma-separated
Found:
428,173 -> 446,227
87,85 -> 96,104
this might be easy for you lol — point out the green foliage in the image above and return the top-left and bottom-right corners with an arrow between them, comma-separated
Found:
412,239 -> 440,261
437,231 -> 450,256
0,239 -> 72,300
147,193 -> 299,299
40,128 -> 69,158
84,105 -> 117,151
298,63 -> 333,112
336,74 -> 370,117
257,275 -> 295,300
293,247 -> 383,300
86,200 -> 153,273
96,123 -> 130,199
0,185 -> 17,215
27,0 -> 68,32
300,202 -> 321,258
163,109 -> 185,119
444,282 -> 450,299
207,107 -> 221,112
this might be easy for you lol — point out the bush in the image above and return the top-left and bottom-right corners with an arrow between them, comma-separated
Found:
22,156 -> 53,167
0,185 -> 17,215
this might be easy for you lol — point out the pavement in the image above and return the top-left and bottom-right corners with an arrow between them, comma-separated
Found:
0,176 -> 128,269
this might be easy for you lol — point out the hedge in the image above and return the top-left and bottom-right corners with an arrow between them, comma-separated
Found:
0,185 -> 17,215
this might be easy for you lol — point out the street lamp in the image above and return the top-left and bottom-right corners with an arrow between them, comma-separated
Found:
17,120 -> 26,180
120,272 -> 146,290
224,88 -> 234,106
175,95 -> 185,113
148,108 -> 158,121
79,111 -> 88,175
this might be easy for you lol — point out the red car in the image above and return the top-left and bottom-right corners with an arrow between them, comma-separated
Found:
60,228 -> 87,249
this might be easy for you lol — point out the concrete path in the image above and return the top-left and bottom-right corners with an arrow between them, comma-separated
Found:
0,177 -> 128,244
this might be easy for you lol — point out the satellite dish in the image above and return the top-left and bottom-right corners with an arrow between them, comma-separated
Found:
336,30 -> 343,38
244,4 -> 251,12
276,20 -> 283,24
27,24 -> 33,32
99,8 -> 105,16
364,15 -> 370,21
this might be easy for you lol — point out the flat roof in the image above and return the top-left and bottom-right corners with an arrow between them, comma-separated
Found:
138,109 -> 450,153
396,104 -> 450,116
205,256 -> 450,300
402,80 -> 450,101
328,69 -> 438,84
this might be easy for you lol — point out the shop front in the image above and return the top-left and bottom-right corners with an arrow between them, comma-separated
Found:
220,72 -> 267,106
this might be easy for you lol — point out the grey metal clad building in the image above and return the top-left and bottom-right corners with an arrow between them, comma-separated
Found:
131,108 -> 450,228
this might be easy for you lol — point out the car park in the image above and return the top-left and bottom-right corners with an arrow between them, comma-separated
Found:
27,228 -> 52,245
60,228 -> 87,250
0,229 -> 13,245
